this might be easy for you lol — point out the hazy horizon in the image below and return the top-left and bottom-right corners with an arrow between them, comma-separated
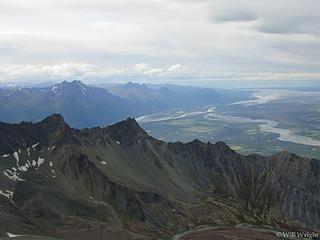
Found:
1,78 -> 320,90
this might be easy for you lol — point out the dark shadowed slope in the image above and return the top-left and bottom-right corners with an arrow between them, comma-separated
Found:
0,115 -> 319,239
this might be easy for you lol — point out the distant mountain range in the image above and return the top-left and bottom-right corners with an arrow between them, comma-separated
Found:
97,82 -> 223,112
0,114 -> 319,239
0,81 -> 223,128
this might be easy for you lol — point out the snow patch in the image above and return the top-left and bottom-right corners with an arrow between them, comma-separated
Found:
0,190 -> 13,199
13,152 -> 19,164
32,142 -> 39,150
7,232 -> 25,238
51,85 -> 61,96
3,170 -> 24,181
19,163 -> 29,172
79,82 -> 87,95
37,157 -> 45,167
48,146 -> 56,151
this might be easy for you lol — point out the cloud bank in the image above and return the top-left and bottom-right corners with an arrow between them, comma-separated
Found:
0,0 -> 319,83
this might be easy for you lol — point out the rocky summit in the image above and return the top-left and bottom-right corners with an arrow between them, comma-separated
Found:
0,115 -> 319,239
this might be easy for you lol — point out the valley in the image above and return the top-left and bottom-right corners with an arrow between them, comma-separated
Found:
139,89 -> 320,159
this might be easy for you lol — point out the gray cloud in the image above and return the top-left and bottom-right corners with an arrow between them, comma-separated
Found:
209,0 -> 320,35
0,0 -> 318,83
255,0 -> 320,35
256,15 -> 320,35
211,10 -> 258,23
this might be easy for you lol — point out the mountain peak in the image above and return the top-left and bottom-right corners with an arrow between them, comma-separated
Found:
105,117 -> 148,146
51,80 -> 87,96
211,141 -> 234,154
113,117 -> 144,133
37,114 -> 71,132
187,139 -> 204,147
62,80 -> 84,85
272,150 -> 298,160
124,117 -> 140,126
34,114 -> 74,145
40,113 -> 66,125
125,82 -> 148,90
54,80 -> 85,88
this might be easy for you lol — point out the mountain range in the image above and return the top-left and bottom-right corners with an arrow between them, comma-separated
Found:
97,82 -> 223,112
0,81 -> 223,128
0,114 -> 319,239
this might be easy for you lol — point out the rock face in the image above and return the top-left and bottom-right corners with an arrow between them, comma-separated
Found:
0,115 -> 319,239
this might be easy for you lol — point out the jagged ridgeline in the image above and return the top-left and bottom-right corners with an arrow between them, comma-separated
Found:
0,114 -> 319,239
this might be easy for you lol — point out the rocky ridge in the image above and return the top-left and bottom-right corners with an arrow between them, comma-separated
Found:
0,115 -> 319,239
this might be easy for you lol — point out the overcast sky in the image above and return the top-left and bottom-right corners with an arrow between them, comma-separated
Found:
0,0 -> 319,84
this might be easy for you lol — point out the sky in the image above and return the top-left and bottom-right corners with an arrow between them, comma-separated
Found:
0,0 -> 319,85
